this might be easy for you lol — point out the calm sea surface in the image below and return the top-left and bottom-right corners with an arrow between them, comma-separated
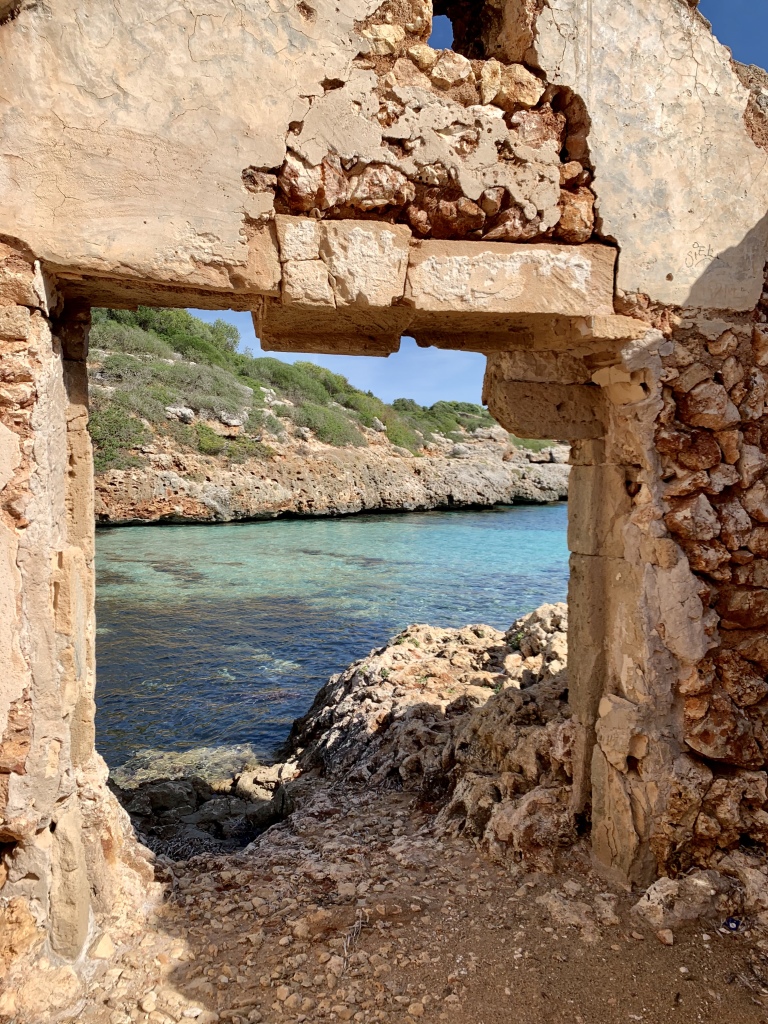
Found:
95,505 -> 569,779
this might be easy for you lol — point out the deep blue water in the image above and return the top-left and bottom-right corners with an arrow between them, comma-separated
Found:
95,505 -> 569,778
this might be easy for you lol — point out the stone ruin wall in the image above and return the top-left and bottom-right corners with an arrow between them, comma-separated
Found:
3,0 -> 768,1013
0,247 -> 156,1017
254,0 -> 594,247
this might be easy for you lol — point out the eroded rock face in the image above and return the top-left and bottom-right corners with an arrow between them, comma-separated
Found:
269,47 -> 588,246
288,604 -> 578,871
93,435 -> 570,524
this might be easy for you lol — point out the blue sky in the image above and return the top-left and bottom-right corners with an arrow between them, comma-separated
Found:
192,3 -> 762,407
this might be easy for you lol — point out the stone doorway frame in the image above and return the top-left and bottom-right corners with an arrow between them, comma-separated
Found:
1,225 -> 690,971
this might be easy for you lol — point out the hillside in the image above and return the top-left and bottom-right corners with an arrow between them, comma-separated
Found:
87,308 -> 569,524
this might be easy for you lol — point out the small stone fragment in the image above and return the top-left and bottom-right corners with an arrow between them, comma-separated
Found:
431,51 -> 474,89
408,43 -> 439,71
656,929 -> 674,946
493,63 -> 546,111
90,933 -> 116,960
484,206 -> 542,242
362,23 -> 406,55
556,188 -> 595,243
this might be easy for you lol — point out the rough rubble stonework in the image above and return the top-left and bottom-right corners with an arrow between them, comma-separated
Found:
3,0 -> 768,1015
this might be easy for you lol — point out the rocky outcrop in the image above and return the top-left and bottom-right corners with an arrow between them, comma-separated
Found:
112,606 -> 572,861
94,437 -> 570,524
286,604 -> 577,872
110,764 -> 300,860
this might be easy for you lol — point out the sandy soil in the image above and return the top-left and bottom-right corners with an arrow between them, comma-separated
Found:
71,786 -> 768,1024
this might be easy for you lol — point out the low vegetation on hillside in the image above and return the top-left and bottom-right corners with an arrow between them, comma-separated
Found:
87,307 -> 543,472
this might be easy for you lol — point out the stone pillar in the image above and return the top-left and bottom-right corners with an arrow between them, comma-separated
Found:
0,242 -> 74,979
484,328 -> 705,885
0,247 -> 154,1013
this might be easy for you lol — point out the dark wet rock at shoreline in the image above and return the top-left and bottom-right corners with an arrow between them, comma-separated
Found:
110,762 -> 302,859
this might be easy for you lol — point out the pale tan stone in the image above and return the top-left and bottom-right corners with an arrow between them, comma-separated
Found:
50,802 -> 90,960
0,305 -> 30,340
493,63 -> 546,111
283,260 -> 335,307
596,695 -> 648,773
319,222 -> 411,308
431,52 -> 474,89
405,241 -> 615,316
568,465 -> 630,558
361,23 -> 406,56
479,60 -> 503,105
276,216 -> 322,262
407,44 -> 439,72
89,932 -> 115,959
486,380 -> 607,441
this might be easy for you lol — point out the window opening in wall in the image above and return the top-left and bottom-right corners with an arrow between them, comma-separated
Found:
428,13 -> 454,50
90,308 -> 571,860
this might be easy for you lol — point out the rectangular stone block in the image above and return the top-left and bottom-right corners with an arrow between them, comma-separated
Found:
275,216 -> 321,262
255,301 -> 411,356
0,306 -> 31,340
49,802 -> 90,961
568,464 -> 631,558
320,222 -> 411,308
484,380 -> 607,440
405,241 -> 616,316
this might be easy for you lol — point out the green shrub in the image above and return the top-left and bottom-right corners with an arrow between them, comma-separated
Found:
262,413 -> 285,437
89,404 -> 150,472
249,358 -> 331,405
341,391 -> 387,426
226,437 -> 276,463
196,423 -> 227,456
93,307 -> 239,356
160,420 -> 197,451
510,436 -> 555,452
89,307 -> 503,464
292,402 -> 366,447
385,419 -> 422,453
90,320 -> 176,359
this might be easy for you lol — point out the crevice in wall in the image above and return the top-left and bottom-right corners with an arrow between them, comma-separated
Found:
732,60 -> 768,153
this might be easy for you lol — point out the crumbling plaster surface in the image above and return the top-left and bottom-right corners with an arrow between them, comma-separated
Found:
0,0 -> 380,289
0,0 -> 764,307
0,247 -> 156,1013
533,0 -> 768,307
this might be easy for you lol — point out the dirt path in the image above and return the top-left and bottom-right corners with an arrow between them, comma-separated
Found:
70,786 -> 768,1024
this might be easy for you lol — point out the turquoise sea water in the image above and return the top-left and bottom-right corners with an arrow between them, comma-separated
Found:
95,505 -> 569,774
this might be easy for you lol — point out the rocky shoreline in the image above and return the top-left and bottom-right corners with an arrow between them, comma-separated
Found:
10,606 -> 768,1022
111,605 -> 572,861
114,600 -> 768,907
72,602 -> 768,1024
94,434 -> 569,525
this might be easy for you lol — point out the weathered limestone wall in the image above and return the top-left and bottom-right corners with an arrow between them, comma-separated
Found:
482,291 -> 768,886
0,246 -> 154,1017
0,0 -> 765,312
650,297 -> 768,873
2,0 -> 768,1009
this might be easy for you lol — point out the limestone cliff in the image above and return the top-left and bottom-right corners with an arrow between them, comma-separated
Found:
87,307 -> 569,524
94,433 -> 569,524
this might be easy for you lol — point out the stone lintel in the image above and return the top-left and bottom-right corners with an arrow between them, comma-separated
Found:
46,223 -> 282,310
405,241 -> 616,317
484,378 -> 608,440
255,303 -> 410,357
